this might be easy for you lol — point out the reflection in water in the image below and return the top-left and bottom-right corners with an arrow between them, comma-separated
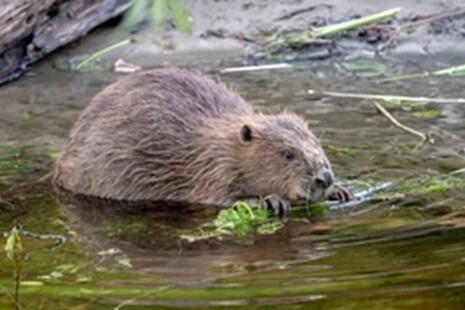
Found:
54,186 -> 465,308
56,188 -> 333,284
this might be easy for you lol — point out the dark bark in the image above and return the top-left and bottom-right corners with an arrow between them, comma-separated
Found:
0,0 -> 130,86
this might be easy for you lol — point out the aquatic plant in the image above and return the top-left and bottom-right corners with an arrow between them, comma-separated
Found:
179,201 -> 284,242
3,226 -> 23,310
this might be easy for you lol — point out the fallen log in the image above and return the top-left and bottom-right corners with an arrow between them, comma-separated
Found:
0,0 -> 130,85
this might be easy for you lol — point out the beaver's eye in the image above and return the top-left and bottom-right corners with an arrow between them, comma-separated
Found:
281,149 -> 295,161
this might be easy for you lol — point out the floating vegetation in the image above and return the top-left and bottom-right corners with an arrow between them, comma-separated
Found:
325,145 -> 361,157
396,175 -> 465,198
337,175 -> 465,208
313,8 -> 401,38
306,88 -> 460,149
412,108 -> 440,119
336,59 -> 393,78
179,201 -> 284,242
53,39 -> 132,73
307,89 -> 465,104
379,62 -> 465,83
266,8 -> 400,50
0,142 -> 55,186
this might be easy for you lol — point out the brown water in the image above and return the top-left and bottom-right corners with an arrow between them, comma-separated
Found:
1,52 -> 465,309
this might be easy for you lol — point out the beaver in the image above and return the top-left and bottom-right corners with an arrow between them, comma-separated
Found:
54,68 -> 351,215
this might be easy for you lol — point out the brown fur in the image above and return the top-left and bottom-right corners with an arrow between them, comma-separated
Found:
54,68 -> 335,206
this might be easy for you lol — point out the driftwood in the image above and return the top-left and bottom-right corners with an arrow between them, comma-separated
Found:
0,0 -> 130,85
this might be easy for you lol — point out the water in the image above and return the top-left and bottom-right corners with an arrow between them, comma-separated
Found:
0,52 -> 465,309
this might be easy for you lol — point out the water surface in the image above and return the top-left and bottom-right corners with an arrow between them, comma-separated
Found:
0,51 -> 465,309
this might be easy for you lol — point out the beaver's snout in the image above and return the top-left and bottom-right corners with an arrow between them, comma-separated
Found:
314,169 -> 334,190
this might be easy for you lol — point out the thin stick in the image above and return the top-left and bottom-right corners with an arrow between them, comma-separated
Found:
0,283 -> 22,310
377,72 -> 430,83
13,263 -> 20,310
313,8 -> 401,38
450,167 -> 465,176
379,63 -> 465,83
74,39 -> 132,70
373,101 -> 433,144
307,89 -> 465,104
220,63 -> 293,74
378,7 -> 465,52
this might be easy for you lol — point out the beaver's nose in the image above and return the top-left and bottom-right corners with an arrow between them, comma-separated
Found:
315,170 -> 334,189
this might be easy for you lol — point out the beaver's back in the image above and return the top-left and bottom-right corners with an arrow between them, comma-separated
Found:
54,68 -> 253,200
73,68 -> 253,136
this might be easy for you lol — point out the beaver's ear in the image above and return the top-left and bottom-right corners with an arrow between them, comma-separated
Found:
239,124 -> 253,144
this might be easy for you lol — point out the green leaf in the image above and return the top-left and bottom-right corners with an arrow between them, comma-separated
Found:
120,0 -> 149,31
153,0 -> 168,28
167,0 -> 191,33
4,226 -> 22,261
412,108 -> 440,119
340,60 -> 392,78
179,200 -> 283,242
117,257 -> 133,268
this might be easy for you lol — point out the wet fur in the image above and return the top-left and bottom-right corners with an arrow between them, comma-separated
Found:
54,68 -> 332,206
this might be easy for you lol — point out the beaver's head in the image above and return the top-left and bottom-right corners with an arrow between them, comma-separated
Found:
235,113 -> 335,203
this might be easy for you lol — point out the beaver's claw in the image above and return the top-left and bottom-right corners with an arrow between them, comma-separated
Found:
262,194 -> 290,217
327,184 -> 352,202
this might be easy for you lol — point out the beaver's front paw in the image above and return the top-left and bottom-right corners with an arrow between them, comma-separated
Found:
261,194 -> 290,217
327,184 -> 352,202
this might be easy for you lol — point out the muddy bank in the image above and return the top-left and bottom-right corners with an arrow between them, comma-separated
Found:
2,0 -> 465,85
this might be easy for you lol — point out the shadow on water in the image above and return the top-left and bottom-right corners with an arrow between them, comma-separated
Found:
1,48 -> 465,308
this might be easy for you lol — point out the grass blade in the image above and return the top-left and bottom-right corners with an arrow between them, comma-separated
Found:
119,0 -> 148,31
152,0 -> 168,28
313,8 -> 401,38
168,0 -> 192,33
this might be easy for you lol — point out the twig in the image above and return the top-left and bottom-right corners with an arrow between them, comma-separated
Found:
307,89 -> 465,104
2,172 -> 53,195
113,285 -> 172,310
373,101 -> 434,146
379,63 -> 465,83
266,8 -> 399,50
13,263 -> 20,310
74,39 -> 132,70
450,167 -> 465,176
378,7 -> 465,51
0,283 -> 22,310
312,8 -> 401,38
114,296 -> 139,310
220,63 -> 293,74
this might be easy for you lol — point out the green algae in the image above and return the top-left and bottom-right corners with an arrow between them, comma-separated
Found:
0,142 -> 56,187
